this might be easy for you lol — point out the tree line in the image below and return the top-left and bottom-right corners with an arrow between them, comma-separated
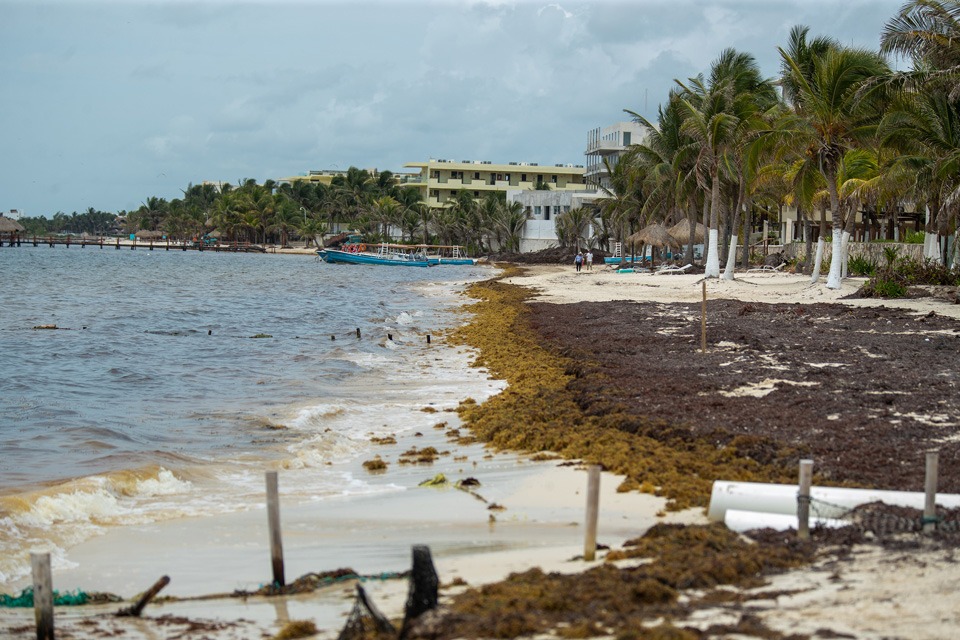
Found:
18,167 -> 531,254
575,0 -> 960,288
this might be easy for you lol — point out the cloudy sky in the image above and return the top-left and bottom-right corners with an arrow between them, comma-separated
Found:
2,0 -> 907,217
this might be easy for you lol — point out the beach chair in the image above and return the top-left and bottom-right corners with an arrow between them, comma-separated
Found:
746,263 -> 786,273
656,263 -> 693,274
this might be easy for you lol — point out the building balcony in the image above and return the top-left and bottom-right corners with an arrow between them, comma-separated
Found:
585,141 -> 626,154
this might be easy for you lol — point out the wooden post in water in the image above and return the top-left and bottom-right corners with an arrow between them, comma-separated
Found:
31,552 -> 54,640
797,459 -> 813,540
265,471 -> 285,586
924,451 -> 940,534
583,465 -> 601,561
700,281 -> 707,353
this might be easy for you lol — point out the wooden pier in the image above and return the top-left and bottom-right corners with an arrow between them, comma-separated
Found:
0,234 -> 266,253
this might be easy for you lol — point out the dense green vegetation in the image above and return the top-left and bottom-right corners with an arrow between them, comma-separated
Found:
597,1 -> 960,286
18,169 -> 530,253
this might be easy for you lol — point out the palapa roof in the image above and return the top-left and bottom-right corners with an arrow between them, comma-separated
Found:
135,229 -> 164,239
668,218 -> 706,244
0,216 -> 25,232
627,223 -> 675,248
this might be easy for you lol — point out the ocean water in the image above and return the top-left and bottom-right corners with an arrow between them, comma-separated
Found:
0,246 -> 500,587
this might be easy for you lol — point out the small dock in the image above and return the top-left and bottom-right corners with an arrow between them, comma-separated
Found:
0,235 -> 266,253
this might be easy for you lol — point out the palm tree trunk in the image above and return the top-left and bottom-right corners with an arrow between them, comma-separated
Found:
705,168 -> 721,278
685,206 -> 696,264
740,198 -> 754,269
825,168 -> 845,289
701,193 -> 710,267
811,205 -> 826,284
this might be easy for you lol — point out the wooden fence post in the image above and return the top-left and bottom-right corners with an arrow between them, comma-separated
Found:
266,471 -> 285,586
797,459 -> 813,540
31,552 -> 54,640
924,451 -> 939,534
583,465 -> 601,561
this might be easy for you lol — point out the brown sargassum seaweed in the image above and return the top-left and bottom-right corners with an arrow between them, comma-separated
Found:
402,271 -> 821,639
448,271 -> 797,512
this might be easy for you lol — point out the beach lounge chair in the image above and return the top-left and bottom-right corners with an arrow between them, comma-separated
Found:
656,263 -> 693,274
746,263 -> 786,273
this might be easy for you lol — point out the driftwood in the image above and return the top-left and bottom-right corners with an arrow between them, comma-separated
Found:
116,575 -> 170,617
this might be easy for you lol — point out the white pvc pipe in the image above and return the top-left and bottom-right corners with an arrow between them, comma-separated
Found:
724,509 -> 846,533
707,480 -> 960,522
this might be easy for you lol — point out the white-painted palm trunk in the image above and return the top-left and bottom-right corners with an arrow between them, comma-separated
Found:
721,234 -> 738,280
825,230 -> 844,289
705,228 -> 721,277
810,237 -> 825,284
927,234 -> 943,264
839,230 -> 851,279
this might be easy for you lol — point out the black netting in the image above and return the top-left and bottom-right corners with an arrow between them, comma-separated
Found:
337,584 -> 396,640
806,497 -> 960,535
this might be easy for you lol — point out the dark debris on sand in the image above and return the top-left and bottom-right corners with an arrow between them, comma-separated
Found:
528,298 -> 960,492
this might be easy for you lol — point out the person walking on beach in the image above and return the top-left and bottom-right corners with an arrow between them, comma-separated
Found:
574,251 -> 583,272
586,250 -> 593,271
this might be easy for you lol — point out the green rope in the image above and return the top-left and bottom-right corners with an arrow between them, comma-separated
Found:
0,587 -> 89,608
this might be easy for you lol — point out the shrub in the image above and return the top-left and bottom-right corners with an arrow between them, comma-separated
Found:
861,277 -> 908,298
903,229 -> 925,244
847,254 -> 877,276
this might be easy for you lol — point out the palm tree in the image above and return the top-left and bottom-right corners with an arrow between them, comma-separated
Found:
675,49 -> 773,277
494,200 -> 529,253
775,41 -> 890,288
368,196 -> 402,241
629,92 -> 694,260
881,0 -> 960,98
879,81 -> 960,263
394,187 -> 425,242
554,207 -> 594,250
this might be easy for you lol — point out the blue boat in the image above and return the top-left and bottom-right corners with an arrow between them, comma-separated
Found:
417,244 -> 478,266
317,246 -> 431,267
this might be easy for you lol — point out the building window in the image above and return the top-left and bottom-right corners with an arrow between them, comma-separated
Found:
521,174 -> 527,182
551,175 -> 558,183
544,206 -> 551,220
538,174 -> 544,182
474,191 -> 479,197
431,171 -> 440,179
430,189 -> 439,198
474,172 -> 480,180
534,206 -> 542,217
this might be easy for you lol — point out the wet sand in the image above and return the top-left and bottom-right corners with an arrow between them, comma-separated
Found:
0,410 -> 699,638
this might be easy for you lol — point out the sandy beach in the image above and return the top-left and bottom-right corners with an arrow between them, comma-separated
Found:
0,413 -> 701,639
3,265 -> 959,639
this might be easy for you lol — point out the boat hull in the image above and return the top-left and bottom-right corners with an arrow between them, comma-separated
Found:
318,249 -> 431,267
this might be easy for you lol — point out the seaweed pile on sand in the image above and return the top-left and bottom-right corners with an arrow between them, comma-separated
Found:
449,271 -> 796,511
409,523 -> 820,639
409,269 -> 960,639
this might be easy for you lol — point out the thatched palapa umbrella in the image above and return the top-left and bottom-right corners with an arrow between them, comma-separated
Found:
135,229 -> 164,240
0,215 -> 25,245
668,218 -> 705,244
626,223 -> 676,266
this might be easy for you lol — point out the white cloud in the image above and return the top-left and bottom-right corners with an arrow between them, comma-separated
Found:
1,0 -> 906,215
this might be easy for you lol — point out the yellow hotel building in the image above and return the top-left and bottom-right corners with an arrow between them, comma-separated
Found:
401,159 -> 587,207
